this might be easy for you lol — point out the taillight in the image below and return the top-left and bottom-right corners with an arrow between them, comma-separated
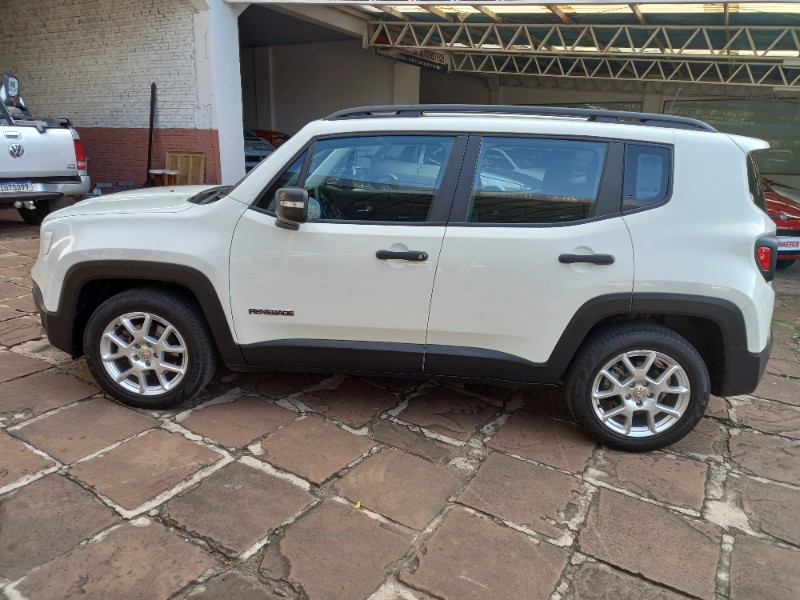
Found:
755,236 -> 778,281
74,138 -> 87,171
757,247 -> 772,271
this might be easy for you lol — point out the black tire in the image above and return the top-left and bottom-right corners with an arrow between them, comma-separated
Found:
564,322 -> 709,452
83,288 -> 217,409
17,200 -> 50,226
776,259 -> 795,270
16,197 -> 71,226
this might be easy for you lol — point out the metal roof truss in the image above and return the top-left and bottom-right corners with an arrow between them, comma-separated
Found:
367,21 -> 800,88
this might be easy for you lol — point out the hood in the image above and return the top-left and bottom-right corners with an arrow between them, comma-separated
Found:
46,185 -> 215,220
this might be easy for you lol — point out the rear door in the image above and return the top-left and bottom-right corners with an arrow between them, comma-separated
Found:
425,135 -> 634,381
0,124 -> 77,186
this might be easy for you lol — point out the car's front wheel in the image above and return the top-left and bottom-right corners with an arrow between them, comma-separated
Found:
84,288 -> 217,409
565,323 -> 709,452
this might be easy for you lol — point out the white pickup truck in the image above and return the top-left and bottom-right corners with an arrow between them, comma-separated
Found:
0,73 -> 90,225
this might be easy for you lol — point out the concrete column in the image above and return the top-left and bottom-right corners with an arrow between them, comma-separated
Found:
191,0 -> 248,183
393,63 -> 420,104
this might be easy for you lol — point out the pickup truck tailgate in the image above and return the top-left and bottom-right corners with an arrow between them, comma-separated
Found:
1,125 -> 77,179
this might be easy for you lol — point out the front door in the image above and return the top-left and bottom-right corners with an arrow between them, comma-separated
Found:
229,134 -> 465,373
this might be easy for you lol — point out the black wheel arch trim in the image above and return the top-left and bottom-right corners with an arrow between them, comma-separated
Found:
38,260 -> 244,364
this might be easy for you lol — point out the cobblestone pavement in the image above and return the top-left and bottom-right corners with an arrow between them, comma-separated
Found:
1,211 -> 799,600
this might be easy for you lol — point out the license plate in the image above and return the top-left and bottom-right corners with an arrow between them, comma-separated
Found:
0,181 -> 34,193
778,236 -> 800,251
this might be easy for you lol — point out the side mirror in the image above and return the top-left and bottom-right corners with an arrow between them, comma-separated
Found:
275,187 -> 308,231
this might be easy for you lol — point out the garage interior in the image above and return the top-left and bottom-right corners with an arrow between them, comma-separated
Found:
238,1 -> 800,187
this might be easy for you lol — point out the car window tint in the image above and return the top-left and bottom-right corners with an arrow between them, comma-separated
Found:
623,145 -> 672,210
257,151 -> 307,211
300,135 -> 456,222
468,137 -> 608,224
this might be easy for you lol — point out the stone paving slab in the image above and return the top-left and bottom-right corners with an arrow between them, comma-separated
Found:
733,397 -> 800,439
0,350 -> 50,382
579,488 -> 720,599
261,500 -> 413,600
11,519 -> 215,600
0,432 -> 55,489
398,386 -> 500,441
13,397 -> 156,464
592,450 -> 708,511
260,416 -> 375,485
180,395 -> 296,448
571,561 -> 688,600
488,411 -> 596,473
179,571 -> 284,599
729,474 -> 800,546
729,429 -> 800,486
0,474 -> 118,580
371,419 -> 455,464
0,370 -> 98,425
335,447 -> 461,530
400,507 -> 568,600
458,451 -> 585,538
0,315 -> 42,346
730,535 -> 800,600
753,372 -> 800,405
164,460 -> 315,556
297,378 -> 397,428
667,417 -> 725,458
69,429 -> 222,510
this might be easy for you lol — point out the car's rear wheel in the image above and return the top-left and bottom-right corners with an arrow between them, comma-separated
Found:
776,259 -> 795,270
84,288 -> 217,409
565,323 -> 709,451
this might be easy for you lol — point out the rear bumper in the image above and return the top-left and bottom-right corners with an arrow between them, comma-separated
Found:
0,175 -> 90,204
719,333 -> 772,397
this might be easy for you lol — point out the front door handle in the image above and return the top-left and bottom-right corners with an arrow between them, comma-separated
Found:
376,250 -> 428,262
559,253 -> 615,265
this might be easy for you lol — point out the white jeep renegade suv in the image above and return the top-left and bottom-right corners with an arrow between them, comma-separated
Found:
31,105 -> 777,451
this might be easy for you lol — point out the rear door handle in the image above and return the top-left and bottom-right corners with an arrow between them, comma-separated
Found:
376,250 -> 428,262
559,253 -> 615,265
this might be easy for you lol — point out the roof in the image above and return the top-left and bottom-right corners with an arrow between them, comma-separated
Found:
243,2 -> 800,92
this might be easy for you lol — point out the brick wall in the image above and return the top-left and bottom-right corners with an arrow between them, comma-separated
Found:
0,0 -> 220,186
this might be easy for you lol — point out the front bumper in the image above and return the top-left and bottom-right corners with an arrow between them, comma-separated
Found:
719,332 -> 772,397
33,282 -> 77,357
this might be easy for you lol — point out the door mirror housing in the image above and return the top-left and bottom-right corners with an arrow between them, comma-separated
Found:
275,188 -> 308,230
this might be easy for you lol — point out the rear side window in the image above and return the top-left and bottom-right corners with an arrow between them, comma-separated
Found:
623,144 -> 671,211
746,154 -> 768,213
468,137 -> 608,224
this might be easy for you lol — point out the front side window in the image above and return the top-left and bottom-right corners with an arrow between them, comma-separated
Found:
259,135 -> 456,222
468,137 -> 608,224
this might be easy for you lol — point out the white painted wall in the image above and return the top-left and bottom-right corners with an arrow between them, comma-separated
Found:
247,40 -> 420,134
0,0 -> 205,130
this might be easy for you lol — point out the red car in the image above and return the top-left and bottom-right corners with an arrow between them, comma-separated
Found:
764,178 -> 800,269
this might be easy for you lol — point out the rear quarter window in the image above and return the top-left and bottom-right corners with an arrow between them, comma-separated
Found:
746,154 -> 768,213
623,144 -> 672,211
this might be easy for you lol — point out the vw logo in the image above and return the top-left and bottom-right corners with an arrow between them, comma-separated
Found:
8,143 -> 24,159
780,214 -> 789,221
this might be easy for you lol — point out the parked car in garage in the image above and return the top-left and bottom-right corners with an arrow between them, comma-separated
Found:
255,129 -> 290,148
244,128 -> 276,172
0,73 -> 90,224
764,177 -> 800,269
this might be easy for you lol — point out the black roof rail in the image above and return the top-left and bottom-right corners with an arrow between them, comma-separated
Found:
324,104 -> 716,132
